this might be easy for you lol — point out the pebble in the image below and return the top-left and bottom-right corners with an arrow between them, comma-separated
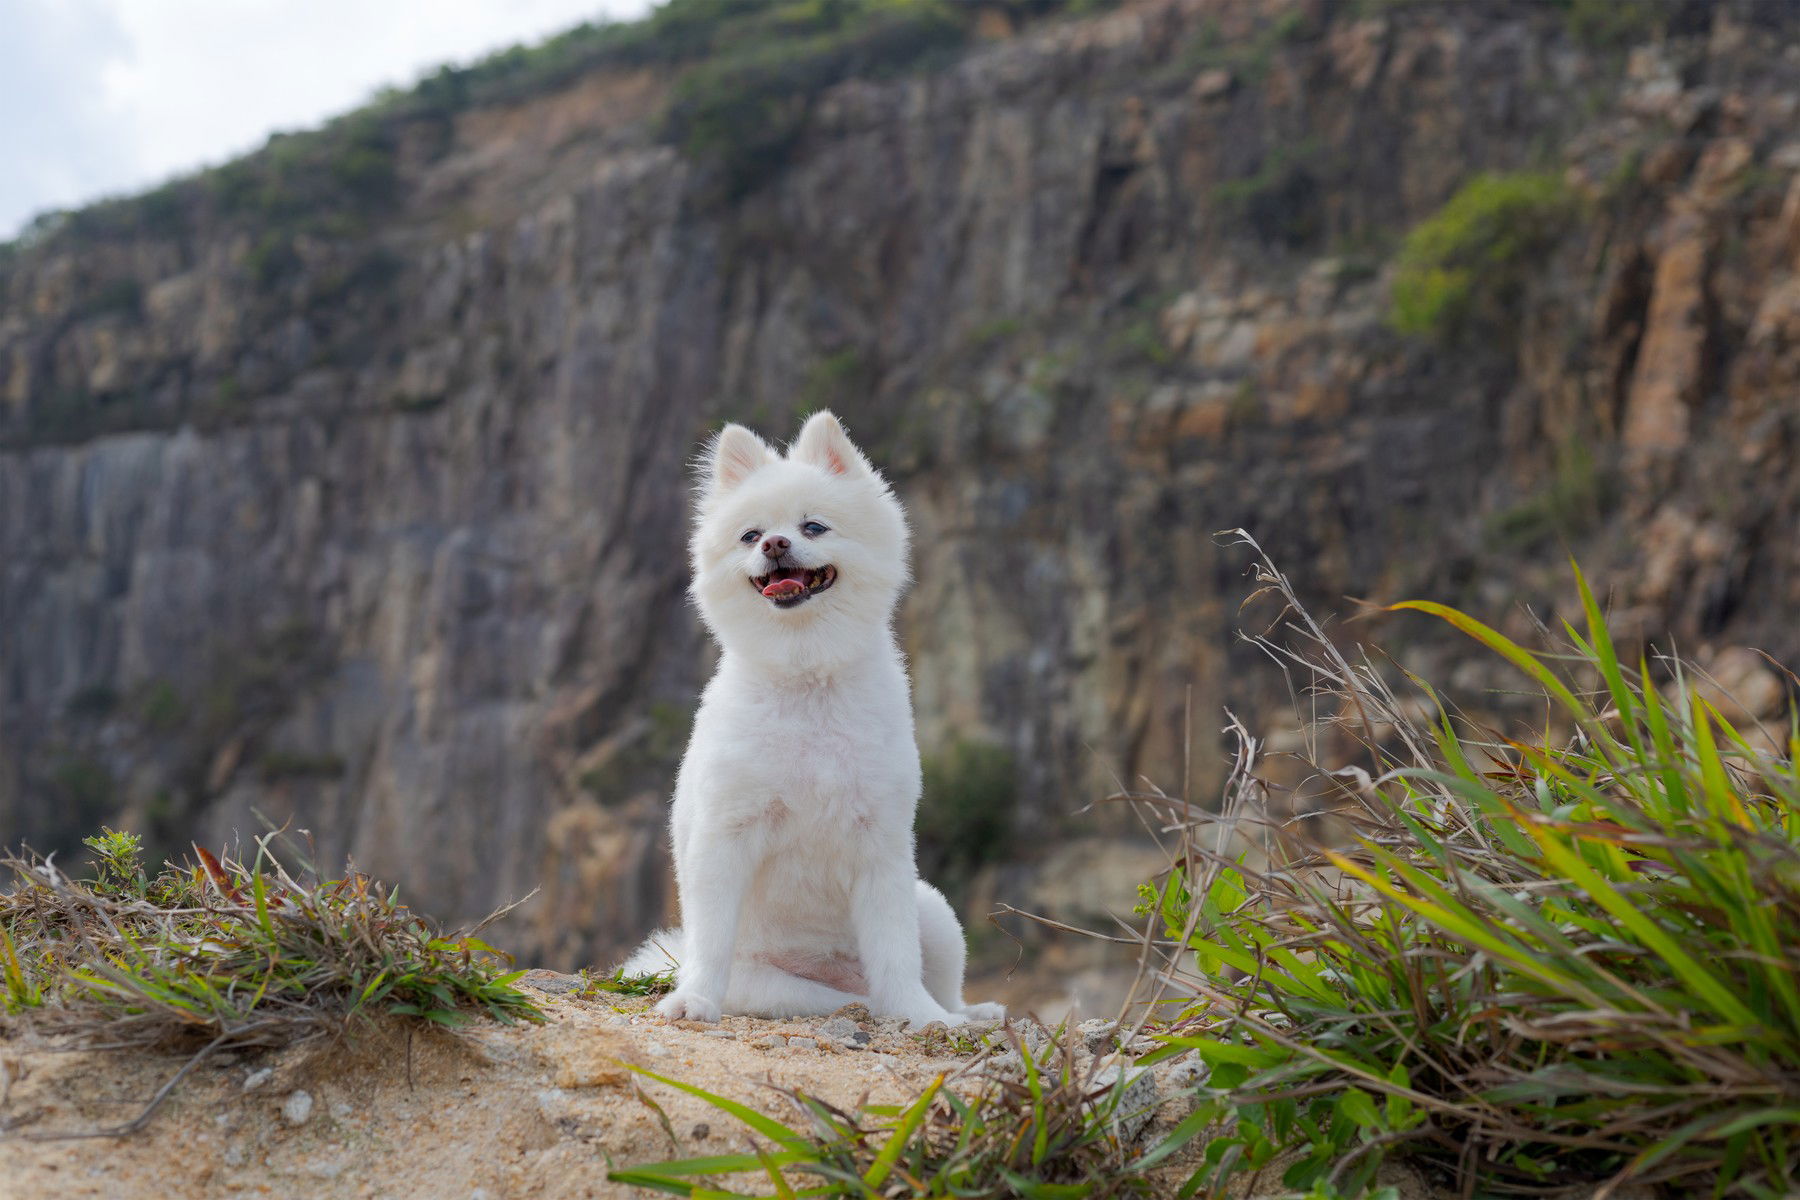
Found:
519,970 -> 583,995
787,1037 -> 817,1051
303,1158 -> 345,1179
281,1090 -> 314,1126
330,1101 -> 355,1121
703,1029 -> 736,1039
817,1017 -> 858,1040
242,1068 -> 274,1092
1093,1064 -> 1161,1142
222,1145 -> 246,1168
751,1035 -> 781,1050
644,1041 -> 670,1057
606,1015 -> 630,1026
1078,1019 -> 1119,1055
1161,1055 -> 1207,1090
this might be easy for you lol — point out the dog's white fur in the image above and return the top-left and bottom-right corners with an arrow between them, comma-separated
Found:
621,411 -> 1003,1027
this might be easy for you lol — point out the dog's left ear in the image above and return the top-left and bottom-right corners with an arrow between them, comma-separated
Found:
789,410 -> 871,479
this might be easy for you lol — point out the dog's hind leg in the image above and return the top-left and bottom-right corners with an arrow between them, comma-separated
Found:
723,961 -> 866,1018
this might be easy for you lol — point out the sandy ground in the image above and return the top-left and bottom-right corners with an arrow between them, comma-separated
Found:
0,970 -> 1451,1199
0,972 -> 1184,1199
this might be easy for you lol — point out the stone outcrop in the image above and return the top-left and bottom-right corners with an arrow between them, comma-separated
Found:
2,0 -> 1797,969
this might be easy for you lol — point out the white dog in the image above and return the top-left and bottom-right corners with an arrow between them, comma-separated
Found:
621,411 -> 1003,1028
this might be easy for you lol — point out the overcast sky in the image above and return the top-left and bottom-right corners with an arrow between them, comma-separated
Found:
1,0 -> 653,239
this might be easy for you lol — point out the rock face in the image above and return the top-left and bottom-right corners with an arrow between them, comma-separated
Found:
3,0 -> 1798,968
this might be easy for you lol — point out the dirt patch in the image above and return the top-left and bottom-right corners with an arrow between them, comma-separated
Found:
0,979 -> 1034,1198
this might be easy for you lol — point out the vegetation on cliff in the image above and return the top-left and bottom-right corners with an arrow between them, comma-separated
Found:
1388,171 -> 1575,343
1,0 -> 1107,262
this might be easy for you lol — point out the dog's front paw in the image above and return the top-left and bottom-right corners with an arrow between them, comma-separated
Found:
962,1001 -> 1007,1022
902,1005 -> 965,1031
655,991 -> 721,1024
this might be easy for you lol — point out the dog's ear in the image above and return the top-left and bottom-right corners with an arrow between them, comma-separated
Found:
789,410 -> 871,478
706,424 -> 775,494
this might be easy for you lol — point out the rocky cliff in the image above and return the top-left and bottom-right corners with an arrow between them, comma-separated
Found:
3,0 -> 1797,972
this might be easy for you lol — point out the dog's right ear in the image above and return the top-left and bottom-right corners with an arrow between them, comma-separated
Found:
705,424 -> 775,495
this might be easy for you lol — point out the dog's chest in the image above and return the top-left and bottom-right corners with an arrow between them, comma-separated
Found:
697,670 -> 916,829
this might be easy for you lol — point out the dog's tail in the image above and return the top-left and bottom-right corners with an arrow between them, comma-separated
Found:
618,927 -> 684,977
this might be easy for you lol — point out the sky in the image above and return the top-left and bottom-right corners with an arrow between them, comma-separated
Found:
0,0 -> 654,239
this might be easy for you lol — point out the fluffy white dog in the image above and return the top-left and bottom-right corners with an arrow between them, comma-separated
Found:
622,410 -> 1003,1028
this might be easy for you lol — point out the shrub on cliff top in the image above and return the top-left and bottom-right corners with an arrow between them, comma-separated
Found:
1139,534 -> 1800,1197
1388,170 -> 1573,343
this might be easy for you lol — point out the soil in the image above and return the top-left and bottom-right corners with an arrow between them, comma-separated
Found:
0,972 -> 1437,1199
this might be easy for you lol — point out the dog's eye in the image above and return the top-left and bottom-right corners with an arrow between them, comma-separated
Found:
740,529 -> 760,544
800,521 -> 829,537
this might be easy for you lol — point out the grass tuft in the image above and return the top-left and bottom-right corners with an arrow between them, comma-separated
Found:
0,829 -> 542,1045
1136,532 -> 1800,1197
1388,170 -> 1573,343
611,1024 -> 1174,1197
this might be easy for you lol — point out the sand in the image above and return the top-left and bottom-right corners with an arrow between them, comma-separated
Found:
0,974 -> 1151,1198
0,971 -> 1457,1199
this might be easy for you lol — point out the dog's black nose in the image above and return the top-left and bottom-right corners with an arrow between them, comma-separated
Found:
761,535 -> 790,558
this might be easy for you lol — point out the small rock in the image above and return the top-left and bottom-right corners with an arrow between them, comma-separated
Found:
519,970 -> 583,995
242,1068 -> 274,1092
818,1017 -> 858,1040
644,1041 -> 670,1057
303,1157 -> 345,1179
1094,1065 -> 1160,1143
222,1145 -> 246,1168
280,1090 -> 314,1126
850,1031 -> 872,1046
472,1189 -> 493,1200
751,1035 -> 780,1050
1161,1054 -> 1207,1092
1078,1019 -> 1119,1055
788,1037 -> 817,1051
330,1101 -> 354,1121
691,1122 -> 711,1141
983,1049 -> 1025,1079
703,1029 -> 737,1039
1192,68 -> 1233,100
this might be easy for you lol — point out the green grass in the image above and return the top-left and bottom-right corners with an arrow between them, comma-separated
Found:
577,965 -> 675,998
611,1025 -> 1176,1197
1137,533 -> 1800,1197
0,829 -> 541,1043
1388,170 -> 1574,343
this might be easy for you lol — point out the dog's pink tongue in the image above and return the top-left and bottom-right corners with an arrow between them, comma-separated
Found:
762,577 -> 806,598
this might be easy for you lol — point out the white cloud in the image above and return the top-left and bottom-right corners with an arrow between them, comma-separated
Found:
1,0 -> 652,238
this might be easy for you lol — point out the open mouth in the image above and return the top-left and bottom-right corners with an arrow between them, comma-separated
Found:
749,565 -> 837,608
